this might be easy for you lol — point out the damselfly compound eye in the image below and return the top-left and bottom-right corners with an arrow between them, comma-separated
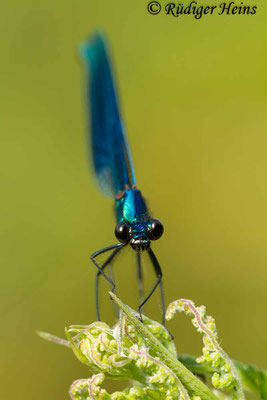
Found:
115,221 -> 130,243
148,219 -> 164,240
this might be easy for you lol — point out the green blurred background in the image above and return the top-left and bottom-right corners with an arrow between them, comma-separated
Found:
0,0 -> 266,398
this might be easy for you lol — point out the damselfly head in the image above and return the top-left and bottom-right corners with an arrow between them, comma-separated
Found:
115,219 -> 164,251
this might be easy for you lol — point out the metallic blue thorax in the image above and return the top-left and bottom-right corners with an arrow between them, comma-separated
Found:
116,189 -> 150,231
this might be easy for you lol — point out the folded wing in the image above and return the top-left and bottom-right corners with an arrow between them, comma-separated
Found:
80,33 -> 136,196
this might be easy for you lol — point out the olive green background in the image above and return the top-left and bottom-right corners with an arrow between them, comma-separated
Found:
0,0 -> 266,398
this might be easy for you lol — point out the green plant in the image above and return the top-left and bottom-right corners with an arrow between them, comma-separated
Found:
38,293 -> 267,400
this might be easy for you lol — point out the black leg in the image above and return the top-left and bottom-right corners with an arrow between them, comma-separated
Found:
95,246 -> 122,321
138,247 -> 166,326
95,246 -> 122,300
136,251 -> 144,308
90,243 -> 125,320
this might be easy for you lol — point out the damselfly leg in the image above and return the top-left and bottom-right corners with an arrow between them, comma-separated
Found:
136,251 -> 144,307
90,243 -> 125,320
137,247 -> 166,326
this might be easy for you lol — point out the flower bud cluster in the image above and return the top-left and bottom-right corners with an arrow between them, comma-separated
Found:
68,311 -> 186,400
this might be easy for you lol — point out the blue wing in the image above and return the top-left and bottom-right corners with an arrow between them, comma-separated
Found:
80,33 -> 136,197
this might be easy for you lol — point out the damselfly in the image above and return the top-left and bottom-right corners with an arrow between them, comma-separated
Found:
80,34 -> 166,324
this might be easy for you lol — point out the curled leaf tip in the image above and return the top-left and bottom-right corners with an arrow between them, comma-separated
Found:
166,299 -> 245,400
